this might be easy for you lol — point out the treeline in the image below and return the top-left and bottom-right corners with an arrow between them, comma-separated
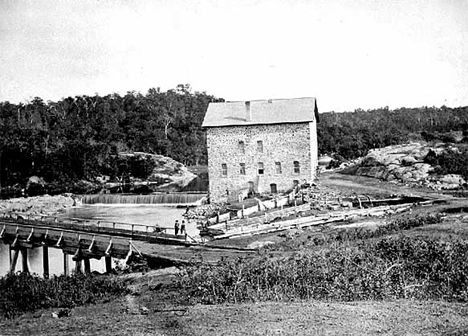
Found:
0,85 -> 223,190
318,106 -> 468,160
2,89 -> 468,193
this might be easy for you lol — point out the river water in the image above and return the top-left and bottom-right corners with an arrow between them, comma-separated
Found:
0,204 -> 188,276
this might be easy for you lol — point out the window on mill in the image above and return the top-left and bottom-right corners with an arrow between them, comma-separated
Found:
258,162 -> 264,175
240,163 -> 246,175
257,140 -> 263,153
293,161 -> 300,174
238,141 -> 245,154
275,162 -> 282,174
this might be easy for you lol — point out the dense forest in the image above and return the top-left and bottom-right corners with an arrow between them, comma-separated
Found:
0,85 -> 223,194
1,85 -> 468,195
318,106 -> 468,160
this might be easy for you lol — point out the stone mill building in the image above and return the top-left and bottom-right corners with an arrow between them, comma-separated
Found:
202,97 -> 319,202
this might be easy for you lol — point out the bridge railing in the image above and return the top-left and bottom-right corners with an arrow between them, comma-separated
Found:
0,211 -> 175,240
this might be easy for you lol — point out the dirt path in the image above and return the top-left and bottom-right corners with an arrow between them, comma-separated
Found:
174,300 -> 468,336
319,172 -> 443,199
3,297 -> 468,335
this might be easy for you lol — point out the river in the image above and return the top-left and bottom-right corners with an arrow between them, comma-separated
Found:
0,204 -> 188,276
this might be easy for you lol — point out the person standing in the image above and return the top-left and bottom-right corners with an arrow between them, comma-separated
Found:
180,220 -> 186,235
174,220 -> 180,235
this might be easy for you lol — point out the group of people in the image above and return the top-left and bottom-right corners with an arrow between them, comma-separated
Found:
174,219 -> 186,236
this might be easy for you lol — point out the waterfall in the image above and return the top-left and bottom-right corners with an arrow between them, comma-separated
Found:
81,193 -> 206,205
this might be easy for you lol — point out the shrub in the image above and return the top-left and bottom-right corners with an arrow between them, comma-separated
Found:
0,273 -> 128,319
424,148 -> 468,180
304,214 -> 443,247
177,235 -> 468,304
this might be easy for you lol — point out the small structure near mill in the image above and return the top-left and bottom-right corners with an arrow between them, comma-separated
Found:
202,97 -> 320,202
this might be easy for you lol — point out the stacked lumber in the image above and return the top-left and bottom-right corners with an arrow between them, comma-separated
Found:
206,202 -> 311,234
210,201 -> 424,240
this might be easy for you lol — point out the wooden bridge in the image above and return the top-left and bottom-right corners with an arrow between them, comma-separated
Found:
0,212 -> 196,277
0,212 -> 255,278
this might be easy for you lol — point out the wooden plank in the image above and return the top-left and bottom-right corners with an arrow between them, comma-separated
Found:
210,201 -> 433,240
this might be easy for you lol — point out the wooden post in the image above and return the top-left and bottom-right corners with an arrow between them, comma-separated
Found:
105,256 -> 112,273
63,252 -> 69,276
75,260 -> 82,273
21,248 -> 29,273
10,248 -> 19,273
9,244 -> 12,266
83,258 -> 91,274
43,246 -> 49,279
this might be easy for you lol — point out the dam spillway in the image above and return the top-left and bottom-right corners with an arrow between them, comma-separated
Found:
81,193 -> 206,205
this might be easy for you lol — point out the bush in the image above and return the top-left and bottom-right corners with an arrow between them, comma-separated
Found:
305,214 -> 443,247
424,148 -> 468,180
177,235 -> 468,304
0,273 -> 128,319
326,154 -> 346,169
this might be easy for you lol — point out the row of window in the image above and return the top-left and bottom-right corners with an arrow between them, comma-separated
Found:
238,140 -> 263,154
221,161 -> 300,176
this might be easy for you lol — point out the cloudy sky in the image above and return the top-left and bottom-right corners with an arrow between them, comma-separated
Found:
0,0 -> 467,112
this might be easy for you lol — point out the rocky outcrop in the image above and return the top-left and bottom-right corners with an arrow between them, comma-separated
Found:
142,152 -> 196,190
343,143 -> 466,190
0,194 -> 77,216
111,152 -> 197,192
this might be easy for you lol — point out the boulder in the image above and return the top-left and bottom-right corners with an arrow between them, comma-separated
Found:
247,241 -> 276,249
119,152 -> 197,191
439,174 -> 466,185
343,142 -> 465,189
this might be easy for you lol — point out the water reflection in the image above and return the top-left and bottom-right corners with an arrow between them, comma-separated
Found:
63,204 -> 187,231
0,242 -> 111,276
0,204 -> 185,277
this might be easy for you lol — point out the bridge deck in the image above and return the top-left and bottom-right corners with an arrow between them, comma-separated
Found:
0,213 -> 255,265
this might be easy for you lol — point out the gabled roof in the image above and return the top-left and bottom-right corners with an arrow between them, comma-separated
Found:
202,97 -> 319,127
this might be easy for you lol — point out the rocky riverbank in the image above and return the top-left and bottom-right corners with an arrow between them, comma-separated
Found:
341,142 -> 467,190
0,194 -> 77,217
116,152 -> 197,192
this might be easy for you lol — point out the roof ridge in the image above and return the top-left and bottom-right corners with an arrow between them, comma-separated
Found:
202,97 -> 318,128
224,97 -> 316,103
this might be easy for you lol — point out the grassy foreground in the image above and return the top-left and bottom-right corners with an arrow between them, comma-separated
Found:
178,239 -> 468,304
0,272 -> 128,319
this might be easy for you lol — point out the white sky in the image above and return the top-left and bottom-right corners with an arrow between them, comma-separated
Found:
0,0 -> 467,112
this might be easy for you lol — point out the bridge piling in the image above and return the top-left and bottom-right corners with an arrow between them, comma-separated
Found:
43,246 -> 49,279
21,248 -> 29,273
75,260 -> 82,273
63,252 -> 69,276
84,258 -> 91,274
10,248 -> 19,273
105,256 -> 112,273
